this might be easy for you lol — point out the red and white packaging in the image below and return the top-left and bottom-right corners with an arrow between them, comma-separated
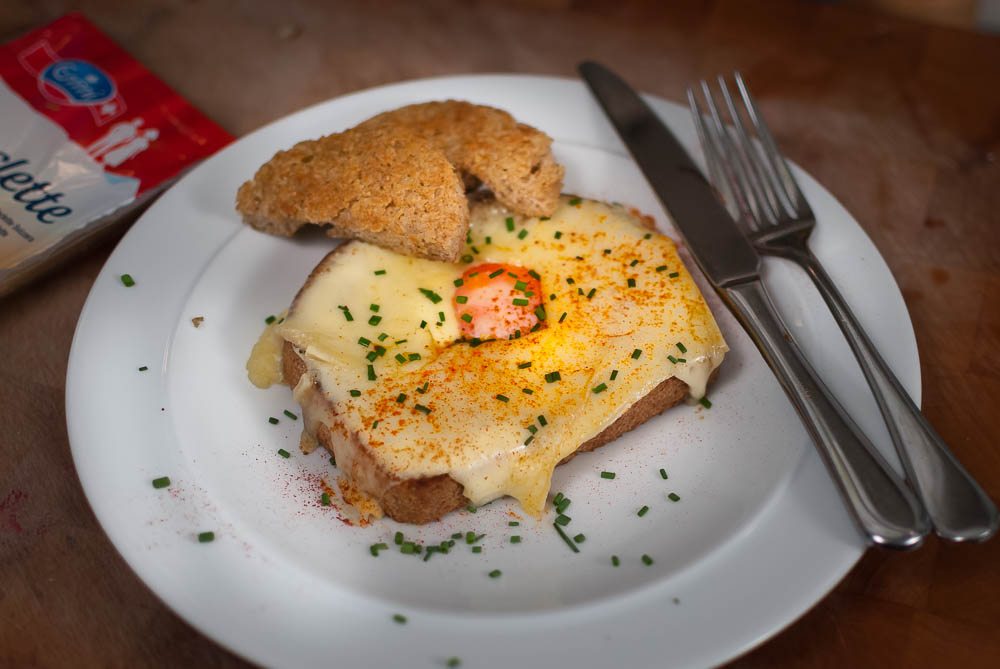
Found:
0,13 -> 232,296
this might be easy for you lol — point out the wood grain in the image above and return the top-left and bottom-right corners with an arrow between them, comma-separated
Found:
1,1 -> 998,667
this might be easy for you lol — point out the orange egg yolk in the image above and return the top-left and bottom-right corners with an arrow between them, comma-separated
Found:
453,263 -> 544,340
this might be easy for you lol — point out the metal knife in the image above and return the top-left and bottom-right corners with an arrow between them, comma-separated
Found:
579,61 -> 930,549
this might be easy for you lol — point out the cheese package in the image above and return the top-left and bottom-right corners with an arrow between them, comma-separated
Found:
0,13 -> 232,296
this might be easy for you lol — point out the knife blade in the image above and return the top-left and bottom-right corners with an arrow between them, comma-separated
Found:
579,61 -> 930,549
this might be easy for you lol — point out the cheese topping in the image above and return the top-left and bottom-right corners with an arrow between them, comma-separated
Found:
248,197 -> 727,517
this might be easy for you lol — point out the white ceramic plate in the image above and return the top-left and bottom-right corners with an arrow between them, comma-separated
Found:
66,75 -> 919,668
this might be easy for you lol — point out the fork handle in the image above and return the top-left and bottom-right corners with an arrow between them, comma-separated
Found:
722,279 -> 929,549
785,247 -> 999,542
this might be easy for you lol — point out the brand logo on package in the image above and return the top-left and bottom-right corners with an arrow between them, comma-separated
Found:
39,59 -> 115,105
17,41 -> 125,125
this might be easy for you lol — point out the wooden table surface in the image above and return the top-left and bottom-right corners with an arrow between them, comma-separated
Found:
2,1 -> 998,667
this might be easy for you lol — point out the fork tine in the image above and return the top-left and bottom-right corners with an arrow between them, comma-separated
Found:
734,72 -> 809,218
688,84 -> 757,229
716,75 -> 781,226
699,79 -> 767,230
687,87 -> 741,222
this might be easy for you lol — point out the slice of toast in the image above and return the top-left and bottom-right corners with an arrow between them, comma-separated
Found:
235,101 -> 564,262
249,197 -> 727,524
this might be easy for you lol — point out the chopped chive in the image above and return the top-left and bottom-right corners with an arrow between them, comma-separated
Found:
466,504 -> 477,513
321,492 -> 331,506
461,254 -> 474,264
508,521 -> 520,527
660,468 -> 668,480
338,305 -> 354,321
676,358 -> 687,363
396,393 -> 407,403
630,259 -> 639,267
554,231 -> 563,239
471,546 -> 483,554
120,273 -> 135,287
631,348 -> 643,359
349,389 -> 361,397
627,278 -> 636,288
537,415 -> 548,426
372,420 -> 380,429
539,216 -> 551,221
603,249 -> 612,255
151,476 -> 171,489
644,233 -> 652,239
668,271 -> 680,278
358,336 -> 371,347
517,228 -> 528,240
566,277 -> 575,285
447,658 -> 461,668
554,522 -> 580,553
330,456 -> 337,466
568,197 -> 582,206
586,288 -> 597,299
485,236 -> 492,244
495,394 -> 510,403
556,498 -> 570,514
419,288 -> 443,304
408,353 -> 421,361
277,448 -> 290,458
676,342 -> 688,353
370,542 -> 388,556
395,338 -> 408,345
394,531 -> 404,545
465,531 -> 477,544
420,320 -> 427,329
549,293 -> 556,301
534,306 -> 546,321
369,303 -> 380,313
438,311 -> 446,322
489,268 -> 504,279
553,492 -> 564,505
544,371 -> 561,383
523,435 -> 535,446
610,369 -> 619,380
513,280 -> 528,292
453,278 -> 464,287
558,312 -> 567,323
392,614 -> 407,624
417,381 -> 429,393
655,265 -> 668,272
600,471 -> 615,480
395,353 -> 408,364
528,269 -> 541,281
699,397 -> 712,409
415,404 -> 432,414
637,505 -> 650,517
367,365 -> 376,381
510,535 -> 522,544
642,554 -> 654,565
374,269 -> 387,275
378,332 -> 389,341
592,383 -> 608,394
667,355 -> 678,364
517,361 -> 532,369
489,569 -> 502,579
197,531 -> 215,543
611,555 -> 621,567
456,295 -> 469,304
573,534 -> 586,543
138,366 -> 149,372
668,492 -> 681,502
505,217 -> 515,231
461,313 -> 473,323
268,417 -> 279,425
366,350 -> 379,362
527,425 -> 537,434
400,541 -> 418,554
368,315 -> 382,326
512,298 -> 529,306
265,315 -> 277,324
283,409 -> 298,420
522,388 -> 534,395
555,514 -> 571,526
471,246 -> 480,254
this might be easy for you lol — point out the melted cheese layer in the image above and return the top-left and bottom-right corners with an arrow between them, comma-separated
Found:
249,197 -> 727,517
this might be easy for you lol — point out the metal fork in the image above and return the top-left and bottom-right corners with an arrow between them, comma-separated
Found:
688,73 -> 997,543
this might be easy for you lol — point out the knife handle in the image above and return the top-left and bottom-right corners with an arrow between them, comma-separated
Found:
722,280 -> 930,549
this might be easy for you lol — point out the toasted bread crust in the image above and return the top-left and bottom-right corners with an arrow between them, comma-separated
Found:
236,101 -> 563,262
282,340 -> 690,524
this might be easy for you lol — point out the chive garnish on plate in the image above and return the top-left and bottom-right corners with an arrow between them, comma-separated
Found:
152,476 -> 171,489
